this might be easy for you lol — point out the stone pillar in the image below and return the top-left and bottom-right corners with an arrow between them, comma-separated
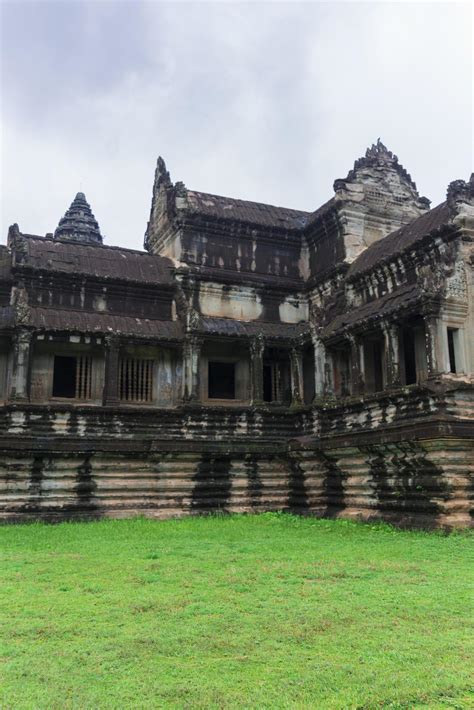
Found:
382,322 -> 401,388
348,335 -> 364,395
313,335 -> 331,396
183,336 -> 202,402
424,316 -> 441,378
290,346 -> 304,406
8,329 -> 32,401
104,336 -> 120,406
249,336 -> 264,405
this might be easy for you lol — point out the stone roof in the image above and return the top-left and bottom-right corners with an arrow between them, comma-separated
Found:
348,201 -> 452,279
54,192 -> 103,244
322,283 -> 421,339
186,191 -> 310,230
29,308 -> 183,340
304,197 -> 337,229
15,235 -> 175,286
200,316 -> 309,340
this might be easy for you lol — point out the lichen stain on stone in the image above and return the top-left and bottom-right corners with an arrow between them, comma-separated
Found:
366,443 -> 450,521
191,454 -> 232,512
245,456 -> 263,507
319,452 -> 347,517
29,454 -> 44,499
287,456 -> 309,512
75,454 -> 97,508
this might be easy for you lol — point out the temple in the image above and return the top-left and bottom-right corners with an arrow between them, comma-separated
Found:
0,140 -> 473,526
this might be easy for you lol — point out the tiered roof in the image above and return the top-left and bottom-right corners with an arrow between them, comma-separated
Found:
54,192 -> 103,244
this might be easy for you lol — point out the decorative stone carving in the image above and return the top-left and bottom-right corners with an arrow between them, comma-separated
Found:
446,174 -> 474,210
446,260 -> 468,300
11,282 -> 31,326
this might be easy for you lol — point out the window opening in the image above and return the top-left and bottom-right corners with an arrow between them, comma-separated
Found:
372,340 -> 384,392
365,339 -> 384,393
403,329 -> 417,385
52,355 -> 92,399
447,328 -> 458,373
208,361 -> 235,399
263,362 -> 281,402
332,348 -> 351,397
119,358 -> 154,403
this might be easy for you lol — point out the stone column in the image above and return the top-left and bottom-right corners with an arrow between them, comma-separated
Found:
249,336 -> 264,405
348,334 -> 364,395
313,335 -> 330,396
8,329 -> 32,402
424,316 -> 441,378
290,346 -> 304,406
103,336 -> 120,406
382,322 -> 401,388
182,336 -> 202,402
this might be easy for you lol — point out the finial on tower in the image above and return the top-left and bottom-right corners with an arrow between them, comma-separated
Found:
154,156 -> 171,188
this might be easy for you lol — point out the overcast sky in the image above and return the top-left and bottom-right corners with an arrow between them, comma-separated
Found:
1,1 -> 472,250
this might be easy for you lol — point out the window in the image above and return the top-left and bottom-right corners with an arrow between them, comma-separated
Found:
263,362 -> 280,402
402,329 -> 417,385
364,338 -> 384,393
332,347 -> 351,397
447,328 -> 460,373
52,355 -> 92,399
119,358 -> 154,403
0,352 -> 8,400
208,361 -> 235,399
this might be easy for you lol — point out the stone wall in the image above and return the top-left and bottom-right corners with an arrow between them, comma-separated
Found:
0,395 -> 471,527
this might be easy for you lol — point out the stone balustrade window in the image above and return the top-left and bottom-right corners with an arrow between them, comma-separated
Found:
263,362 -> 281,402
119,357 -> 154,403
364,337 -> 384,393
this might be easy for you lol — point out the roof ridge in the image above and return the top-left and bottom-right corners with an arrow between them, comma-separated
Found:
187,189 -> 311,215
19,233 -> 170,259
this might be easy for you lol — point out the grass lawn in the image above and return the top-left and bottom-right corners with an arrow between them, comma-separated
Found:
0,514 -> 472,709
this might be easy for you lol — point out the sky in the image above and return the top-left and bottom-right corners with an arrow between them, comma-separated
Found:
0,0 -> 472,250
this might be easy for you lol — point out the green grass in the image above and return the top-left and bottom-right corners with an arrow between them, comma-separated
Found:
0,514 -> 472,709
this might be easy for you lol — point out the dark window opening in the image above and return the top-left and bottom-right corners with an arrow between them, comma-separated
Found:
333,348 -> 351,397
364,337 -> 385,393
52,356 -> 77,398
373,341 -> 384,392
52,355 -> 92,399
263,363 -> 273,402
303,348 -> 316,404
403,329 -> 417,385
447,329 -> 457,373
263,362 -> 281,402
208,361 -> 235,399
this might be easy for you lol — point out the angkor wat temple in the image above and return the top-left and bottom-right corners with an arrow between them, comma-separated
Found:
1,141 -> 473,526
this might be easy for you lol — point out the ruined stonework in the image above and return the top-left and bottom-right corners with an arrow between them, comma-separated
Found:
0,141 -> 473,527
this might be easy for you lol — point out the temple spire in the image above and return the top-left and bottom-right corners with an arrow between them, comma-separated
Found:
54,192 -> 103,244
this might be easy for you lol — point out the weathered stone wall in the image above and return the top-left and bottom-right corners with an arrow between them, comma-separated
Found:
291,437 -> 473,528
0,396 -> 471,527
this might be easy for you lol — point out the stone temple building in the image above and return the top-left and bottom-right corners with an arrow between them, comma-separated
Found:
0,140 -> 473,526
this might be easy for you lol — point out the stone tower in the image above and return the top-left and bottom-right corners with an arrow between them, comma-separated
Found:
54,192 -> 103,244
333,139 -> 431,262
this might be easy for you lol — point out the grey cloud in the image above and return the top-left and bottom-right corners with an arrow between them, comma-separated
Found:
1,1 -> 472,250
